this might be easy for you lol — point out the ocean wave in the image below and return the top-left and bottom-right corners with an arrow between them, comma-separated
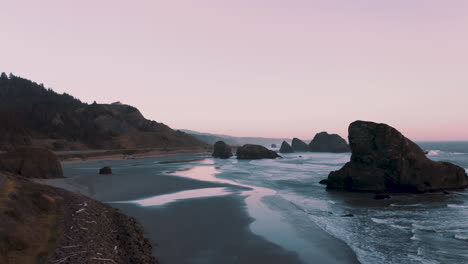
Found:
410,234 -> 421,241
426,150 -> 466,156
447,204 -> 467,208
454,234 -> 468,241
371,217 -> 392,225
412,223 -> 437,233
390,203 -> 425,207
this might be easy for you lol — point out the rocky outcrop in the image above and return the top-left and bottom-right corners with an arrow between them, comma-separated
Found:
0,147 -> 63,178
279,141 -> 294,153
99,166 -> 113,174
271,144 -> 277,148
291,138 -> 310,152
212,141 -> 233,159
309,132 -> 350,153
236,144 -> 280,160
327,121 -> 468,193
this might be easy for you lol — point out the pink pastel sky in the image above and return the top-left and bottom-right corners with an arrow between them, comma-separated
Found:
1,0 -> 467,140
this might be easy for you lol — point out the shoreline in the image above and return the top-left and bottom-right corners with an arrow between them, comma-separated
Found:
42,153 -> 361,264
58,147 -> 211,162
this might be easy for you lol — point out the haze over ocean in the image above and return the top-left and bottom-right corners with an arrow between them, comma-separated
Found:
1,0 -> 468,140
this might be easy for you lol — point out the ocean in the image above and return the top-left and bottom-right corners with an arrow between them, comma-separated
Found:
182,141 -> 468,264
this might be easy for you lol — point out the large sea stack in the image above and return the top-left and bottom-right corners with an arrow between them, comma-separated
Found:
327,121 -> 468,193
309,132 -> 350,153
236,144 -> 280,160
291,138 -> 310,152
279,141 -> 294,153
212,141 -> 233,159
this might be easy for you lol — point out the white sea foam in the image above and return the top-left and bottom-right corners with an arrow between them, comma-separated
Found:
447,204 -> 467,208
371,217 -> 392,225
454,234 -> 468,241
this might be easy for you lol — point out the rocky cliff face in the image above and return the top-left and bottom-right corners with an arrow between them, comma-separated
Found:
291,138 -> 310,152
309,132 -> 350,153
327,121 -> 468,193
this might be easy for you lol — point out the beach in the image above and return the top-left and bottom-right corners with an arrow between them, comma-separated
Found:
41,153 -> 360,264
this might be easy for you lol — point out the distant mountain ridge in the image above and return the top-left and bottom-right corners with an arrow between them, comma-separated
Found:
0,73 -> 206,150
179,129 -> 292,146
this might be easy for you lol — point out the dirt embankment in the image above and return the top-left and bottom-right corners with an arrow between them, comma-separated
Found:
0,172 -> 159,263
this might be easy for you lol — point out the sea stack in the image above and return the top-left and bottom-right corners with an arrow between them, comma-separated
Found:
212,141 -> 233,159
279,141 -> 294,153
291,138 -> 310,152
309,132 -> 350,153
236,144 -> 280,160
326,121 -> 468,193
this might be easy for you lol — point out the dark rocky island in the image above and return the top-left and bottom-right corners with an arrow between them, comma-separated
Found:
326,121 -> 468,193
236,144 -> 281,160
212,141 -> 233,159
309,132 -> 350,153
279,141 -> 294,153
291,138 -> 310,152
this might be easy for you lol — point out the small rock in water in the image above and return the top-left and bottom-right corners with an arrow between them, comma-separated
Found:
374,193 -> 391,200
341,214 -> 354,217
99,166 -> 112,174
442,190 -> 450,195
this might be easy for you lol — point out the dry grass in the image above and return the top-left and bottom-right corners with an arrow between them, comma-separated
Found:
0,175 -> 63,264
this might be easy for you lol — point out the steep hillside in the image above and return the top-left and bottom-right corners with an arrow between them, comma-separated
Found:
0,73 -> 205,150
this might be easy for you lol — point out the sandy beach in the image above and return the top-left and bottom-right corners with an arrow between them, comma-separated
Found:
41,153 -> 360,264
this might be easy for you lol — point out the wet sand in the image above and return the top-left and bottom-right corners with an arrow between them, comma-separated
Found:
42,153 -> 359,264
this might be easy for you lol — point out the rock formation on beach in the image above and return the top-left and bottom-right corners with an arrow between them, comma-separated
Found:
212,141 -> 233,159
279,141 -> 294,153
291,138 -> 310,152
99,166 -> 113,174
309,132 -> 350,153
236,144 -> 281,159
326,121 -> 468,193
0,147 -> 63,178
271,144 -> 277,148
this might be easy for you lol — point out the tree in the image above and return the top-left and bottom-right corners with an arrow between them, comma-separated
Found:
0,72 -> 7,79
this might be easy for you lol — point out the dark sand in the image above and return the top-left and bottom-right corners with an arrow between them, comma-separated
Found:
42,153 -> 359,264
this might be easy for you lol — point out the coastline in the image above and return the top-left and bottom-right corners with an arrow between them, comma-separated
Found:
40,153 -> 361,264
57,147 -> 211,162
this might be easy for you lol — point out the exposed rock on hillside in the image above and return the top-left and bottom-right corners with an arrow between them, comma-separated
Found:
309,132 -> 350,153
327,121 -> 468,193
236,144 -> 280,160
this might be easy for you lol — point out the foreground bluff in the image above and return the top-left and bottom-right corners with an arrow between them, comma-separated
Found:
237,144 -> 280,159
0,147 -> 63,178
327,121 -> 468,193
212,141 -> 233,159
309,132 -> 350,153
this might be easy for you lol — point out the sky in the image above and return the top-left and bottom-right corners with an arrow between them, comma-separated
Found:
1,0 -> 467,140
